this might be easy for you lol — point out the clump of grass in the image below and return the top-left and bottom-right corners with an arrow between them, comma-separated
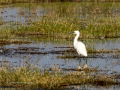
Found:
1,16 -> 120,40
0,65 -> 119,89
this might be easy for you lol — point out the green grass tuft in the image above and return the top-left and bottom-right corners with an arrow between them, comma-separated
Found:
0,65 -> 119,89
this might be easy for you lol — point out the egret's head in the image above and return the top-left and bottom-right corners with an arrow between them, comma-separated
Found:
69,30 -> 80,35
73,30 -> 80,35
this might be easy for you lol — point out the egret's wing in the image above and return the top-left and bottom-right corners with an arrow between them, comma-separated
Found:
75,42 -> 87,56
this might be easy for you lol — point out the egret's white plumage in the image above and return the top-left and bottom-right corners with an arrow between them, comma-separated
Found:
73,30 -> 87,57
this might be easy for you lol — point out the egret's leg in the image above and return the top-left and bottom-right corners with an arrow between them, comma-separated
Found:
79,57 -> 81,66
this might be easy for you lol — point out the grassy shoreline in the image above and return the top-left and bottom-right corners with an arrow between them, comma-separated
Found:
0,65 -> 119,89
0,2 -> 120,39
1,16 -> 120,40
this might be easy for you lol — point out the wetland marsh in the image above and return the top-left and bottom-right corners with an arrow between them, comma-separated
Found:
0,1 -> 120,89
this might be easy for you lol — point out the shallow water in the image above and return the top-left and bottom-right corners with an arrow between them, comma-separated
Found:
0,38 -> 120,74
0,38 -> 120,89
0,3 -> 48,26
66,85 -> 120,90
1,85 -> 120,90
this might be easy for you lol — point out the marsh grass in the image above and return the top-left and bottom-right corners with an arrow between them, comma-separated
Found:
0,2 -> 120,40
0,64 -> 119,89
1,2 -> 120,40
1,16 -> 120,39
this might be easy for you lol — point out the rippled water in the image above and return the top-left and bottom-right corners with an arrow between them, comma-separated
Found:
0,38 -> 120,89
0,38 -> 120,74
0,4 -> 48,26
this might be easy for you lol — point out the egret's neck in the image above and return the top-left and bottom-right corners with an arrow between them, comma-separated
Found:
74,33 -> 79,45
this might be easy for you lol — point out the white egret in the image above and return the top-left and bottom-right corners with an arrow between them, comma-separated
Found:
72,30 -> 87,57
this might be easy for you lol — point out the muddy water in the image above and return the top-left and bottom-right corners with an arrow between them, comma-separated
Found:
0,38 -> 120,74
66,84 -> 120,90
1,38 -> 120,90
0,3 -> 48,26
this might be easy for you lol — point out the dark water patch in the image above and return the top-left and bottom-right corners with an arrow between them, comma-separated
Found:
17,47 -> 41,51
0,40 -> 31,45
57,55 -> 98,59
1,46 -> 120,58
16,32 -> 48,36
0,60 -> 9,63
54,46 -> 73,48
47,66 -> 110,73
